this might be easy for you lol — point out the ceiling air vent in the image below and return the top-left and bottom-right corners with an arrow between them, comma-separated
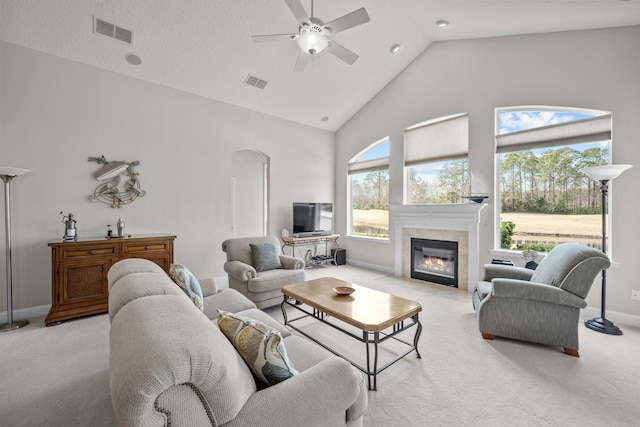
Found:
94,17 -> 133,44
244,74 -> 268,90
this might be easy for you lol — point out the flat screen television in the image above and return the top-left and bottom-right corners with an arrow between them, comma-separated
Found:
292,202 -> 333,236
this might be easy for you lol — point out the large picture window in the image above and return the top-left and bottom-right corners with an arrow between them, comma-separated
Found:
496,107 -> 611,251
404,113 -> 470,204
348,138 -> 389,239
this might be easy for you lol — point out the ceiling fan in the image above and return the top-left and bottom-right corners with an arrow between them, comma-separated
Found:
252,0 -> 370,72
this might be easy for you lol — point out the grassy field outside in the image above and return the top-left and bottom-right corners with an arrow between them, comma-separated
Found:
352,209 -> 602,246
501,212 -> 601,238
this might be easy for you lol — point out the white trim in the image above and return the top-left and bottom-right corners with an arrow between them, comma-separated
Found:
582,307 -> 640,329
342,234 -> 390,244
0,304 -> 50,323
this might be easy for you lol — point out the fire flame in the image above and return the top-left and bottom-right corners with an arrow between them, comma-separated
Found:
421,255 -> 453,274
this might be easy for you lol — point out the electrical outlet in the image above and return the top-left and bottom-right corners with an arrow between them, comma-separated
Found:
632,290 -> 640,301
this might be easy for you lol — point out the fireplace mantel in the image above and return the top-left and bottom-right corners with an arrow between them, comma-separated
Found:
390,203 -> 486,292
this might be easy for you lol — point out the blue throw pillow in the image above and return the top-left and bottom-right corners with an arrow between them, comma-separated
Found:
249,242 -> 282,272
169,263 -> 204,311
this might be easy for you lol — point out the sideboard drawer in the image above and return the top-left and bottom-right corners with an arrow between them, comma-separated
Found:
61,245 -> 118,260
121,241 -> 171,256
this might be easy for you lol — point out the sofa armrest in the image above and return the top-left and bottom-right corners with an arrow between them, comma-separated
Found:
198,277 -> 218,297
224,260 -> 257,281
491,278 -> 587,308
279,255 -> 304,270
482,264 -> 534,282
229,357 -> 366,426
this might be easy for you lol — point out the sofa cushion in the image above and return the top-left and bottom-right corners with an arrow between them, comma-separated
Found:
217,310 -> 298,386
202,288 -> 257,320
170,263 -> 204,311
250,242 -> 282,272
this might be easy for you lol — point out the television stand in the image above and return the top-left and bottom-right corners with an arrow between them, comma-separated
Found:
281,234 -> 340,267
292,231 -> 332,238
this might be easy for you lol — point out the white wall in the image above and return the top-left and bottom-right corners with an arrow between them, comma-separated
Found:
0,41 -> 335,312
336,26 -> 640,317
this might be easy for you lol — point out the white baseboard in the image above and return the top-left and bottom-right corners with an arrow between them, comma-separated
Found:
344,259 -> 395,275
582,306 -> 640,329
0,304 -> 50,324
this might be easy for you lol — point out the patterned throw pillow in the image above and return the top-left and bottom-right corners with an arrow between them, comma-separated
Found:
249,242 -> 282,272
217,310 -> 298,386
169,263 -> 204,311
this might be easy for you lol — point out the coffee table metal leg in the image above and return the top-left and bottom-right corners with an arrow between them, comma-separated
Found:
281,297 -> 289,326
413,314 -> 422,359
364,331 -> 380,391
373,331 -> 380,391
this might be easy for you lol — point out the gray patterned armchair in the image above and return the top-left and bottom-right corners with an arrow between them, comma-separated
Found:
473,243 -> 610,357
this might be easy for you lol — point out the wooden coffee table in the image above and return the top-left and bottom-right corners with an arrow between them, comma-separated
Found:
281,277 -> 422,390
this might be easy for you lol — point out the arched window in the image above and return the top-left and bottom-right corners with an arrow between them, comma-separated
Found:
348,137 -> 390,239
495,106 -> 611,251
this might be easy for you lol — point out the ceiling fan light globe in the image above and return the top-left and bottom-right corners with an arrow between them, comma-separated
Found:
297,31 -> 328,55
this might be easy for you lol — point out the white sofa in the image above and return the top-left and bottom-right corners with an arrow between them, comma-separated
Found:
107,258 -> 367,427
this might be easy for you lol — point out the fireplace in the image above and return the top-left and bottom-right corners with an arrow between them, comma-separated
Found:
411,238 -> 458,287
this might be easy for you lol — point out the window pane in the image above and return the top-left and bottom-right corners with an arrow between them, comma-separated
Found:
407,159 -> 470,204
497,109 -> 609,252
350,170 -> 389,238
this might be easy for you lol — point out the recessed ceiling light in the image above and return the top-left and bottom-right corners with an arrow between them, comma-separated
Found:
125,53 -> 142,66
436,20 -> 449,27
390,44 -> 401,54
321,116 -> 329,122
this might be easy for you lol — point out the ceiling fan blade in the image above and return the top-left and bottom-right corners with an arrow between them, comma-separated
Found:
325,40 -> 359,65
324,7 -> 370,34
293,50 -> 310,72
252,34 -> 295,43
284,0 -> 310,25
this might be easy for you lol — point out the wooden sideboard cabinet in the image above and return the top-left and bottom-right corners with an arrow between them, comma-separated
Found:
45,234 -> 176,326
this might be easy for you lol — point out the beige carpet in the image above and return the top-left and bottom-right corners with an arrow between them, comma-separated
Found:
1,264 -> 639,426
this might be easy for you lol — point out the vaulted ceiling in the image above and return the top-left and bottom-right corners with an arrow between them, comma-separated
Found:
2,1 -> 639,131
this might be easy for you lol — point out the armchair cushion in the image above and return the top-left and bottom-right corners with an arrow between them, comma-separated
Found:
218,310 -> 298,387
250,242 -> 282,272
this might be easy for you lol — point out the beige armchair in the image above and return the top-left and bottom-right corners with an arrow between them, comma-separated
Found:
222,236 -> 306,309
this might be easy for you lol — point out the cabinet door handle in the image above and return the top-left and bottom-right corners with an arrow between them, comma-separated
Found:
145,246 -> 149,250
89,250 -> 94,255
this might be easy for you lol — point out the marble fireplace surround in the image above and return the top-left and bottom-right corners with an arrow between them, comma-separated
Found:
390,204 -> 487,292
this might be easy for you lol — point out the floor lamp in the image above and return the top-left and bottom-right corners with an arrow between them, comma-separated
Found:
0,166 -> 30,332
580,164 -> 632,335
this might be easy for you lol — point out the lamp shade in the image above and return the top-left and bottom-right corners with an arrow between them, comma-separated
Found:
0,167 -> 30,177
580,164 -> 632,181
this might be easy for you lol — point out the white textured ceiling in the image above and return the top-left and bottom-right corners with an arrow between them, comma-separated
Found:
1,0 -> 639,131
